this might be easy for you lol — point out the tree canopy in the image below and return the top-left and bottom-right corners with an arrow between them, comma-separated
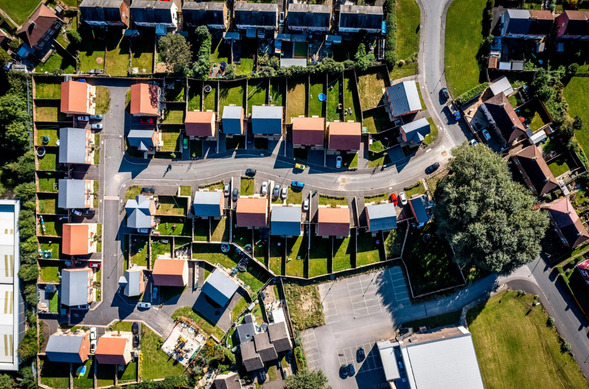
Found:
284,371 -> 331,389
158,33 -> 192,74
434,145 -> 548,274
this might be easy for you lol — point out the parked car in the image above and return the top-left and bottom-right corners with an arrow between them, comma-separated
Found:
294,163 -> 306,170
336,156 -> 343,169
280,187 -> 287,200
440,87 -> 450,100
340,365 -> 349,378
91,123 -> 103,130
77,116 -> 89,122
482,129 -> 491,141
357,347 -> 366,362
232,188 -> 239,202
453,111 -> 462,121
139,117 -> 154,124
245,168 -> 257,177
273,185 -> 280,199
90,339 -> 97,353
90,327 -> 97,341
261,181 -> 269,195
133,334 -> 140,348
72,209 -> 82,216
390,193 -> 398,205
77,304 -> 88,309
138,302 -> 151,309
89,262 -> 100,269
469,139 -> 478,146
303,198 -> 309,211
347,363 -> 355,377
399,191 -> 408,206
137,228 -> 150,234
183,138 -> 188,150
132,322 -> 139,335
291,181 -> 305,191
425,162 -> 440,174
89,114 -> 103,121
224,184 -> 230,197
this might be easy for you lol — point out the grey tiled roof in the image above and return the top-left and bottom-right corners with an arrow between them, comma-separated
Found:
270,206 -> 301,236
59,127 -> 87,164
58,179 -> 86,209
61,269 -> 89,306
201,270 -> 239,307
366,203 -> 397,232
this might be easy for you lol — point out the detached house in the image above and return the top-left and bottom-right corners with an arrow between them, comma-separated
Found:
511,145 -> 558,197
317,207 -> 350,238
399,118 -> 430,147
123,268 -> 145,297
252,106 -> 283,138
546,196 -> 589,249
292,117 -> 325,149
222,106 -> 245,136
59,127 -> 94,165
327,122 -> 361,152
125,195 -> 155,230
61,268 -> 93,307
287,4 -> 331,33
127,129 -> 160,155
384,81 -> 422,120
183,2 -> 228,30
152,258 -> 188,287
366,203 -> 397,233
236,197 -> 268,228
556,11 -> 589,40
201,269 -> 239,308
80,0 -> 130,28
234,3 -> 278,34
338,5 -> 383,34
17,5 -> 63,58
130,83 -> 160,117
61,80 -> 96,116
481,93 -> 526,145
193,191 -> 224,219
46,333 -> 90,363
95,334 -> 133,365
185,111 -> 215,139
499,9 -> 553,40
130,0 -> 178,30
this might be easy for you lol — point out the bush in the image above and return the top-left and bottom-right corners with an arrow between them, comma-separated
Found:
561,342 -> 571,352
294,346 -> 307,372
547,317 -> 555,327
66,29 -> 81,45
384,0 -> 398,67
455,82 -> 489,105
192,26 -> 211,80
18,327 -> 38,361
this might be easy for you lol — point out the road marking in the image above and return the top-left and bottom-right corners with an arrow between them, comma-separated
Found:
104,196 -> 119,201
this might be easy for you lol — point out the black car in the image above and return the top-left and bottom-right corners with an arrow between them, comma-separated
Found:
132,322 -> 139,335
425,162 -> 440,174
357,347 -> 366,362
347,363 -> 356,377
340,365 -> 349,378
441,87 -> 450,100
245,168 -> 257,177
133,334 -> 140,348
232,188 -> 239,202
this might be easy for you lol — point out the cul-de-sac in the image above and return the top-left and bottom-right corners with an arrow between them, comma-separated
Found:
0,0 -> 588,387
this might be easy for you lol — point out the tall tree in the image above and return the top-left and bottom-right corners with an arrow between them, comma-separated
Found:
157,33 -> 192,74
434,145 -> 548,274
284,371 -> 331,389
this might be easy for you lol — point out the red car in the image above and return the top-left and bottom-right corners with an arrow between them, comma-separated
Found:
139,117 -> 154,124
390,193 -> 398,205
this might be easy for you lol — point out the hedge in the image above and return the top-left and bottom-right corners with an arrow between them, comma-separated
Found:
456,82 -> 489,105
384,0 -> 398,67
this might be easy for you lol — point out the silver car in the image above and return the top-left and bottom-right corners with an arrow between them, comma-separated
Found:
261,181 -> 268,195
399,192 -> 408,206
280,187 -> 287,200
273,185 -> 280,199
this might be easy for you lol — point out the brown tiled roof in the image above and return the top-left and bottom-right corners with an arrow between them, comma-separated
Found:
130,83 -> 159,116
292,117 -> 325,146
152,258 -> 187,287
546,196 -> 589,248
564,10 -> 589,20
62,224 -> 89,255
95,336 -> 129,365
61,81 -> 91,115
185,111 -> 215,137
236,197 -> 267,227
484,93 -> 526,143
328,122 -> 361,150
18,5 -> 60,47
529,10 -> 553,19
317,207 -> 350,236
488,57 -> 498,69
513,145 -> 558,196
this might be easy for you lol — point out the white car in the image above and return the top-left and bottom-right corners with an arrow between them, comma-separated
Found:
90,339 -> 97,353
90,327 -> 97,341
91,123 -> 103,130
303,198 -> 309,211
280,187 -> 287,200
469,139 -> 478,145
336,156 -> 343,169
261,181 -> 268,195
138,302 -> 151,309
482,129 -> 491,141
399,192 -> 408,206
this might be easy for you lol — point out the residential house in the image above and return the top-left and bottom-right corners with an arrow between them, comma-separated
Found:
127,129 -> 160,155
59,127 -> 94,165
546,196 -> 589,249
125,195 -> 155,230
317,207 -> 350,238
80,0 -> 130,28
234,3 -> 278,33
511,145 -> 558,196
45,333 -> 90,363
268,321 -> 292,353
338,5 -> 383,34
201,269 -> 240,307
287,4 -> 331,33
251,106 -> 283,138
130,0 -> 178,30
384,81 -> 422,120
151,258 -> 188,287
236,314 -> 256,344
236,197 -> 268,228
556,10 -> 589,40
17,5 -> 63,58
124,268 -> 145,297
222,106 -> 245,136
327,122 -> 361,152
400,118 -> 431,147
61,268 -> 93,307
409,195 -> 431,228
241,340 -> 264,372
253,332 -> 277,363
183,2 -> 228,30
193,191 -> 224,219
58,179 -> 93,209
130,83 -> 160,117
95,334 -> 132,365
61,80 -> 96,116
481,93 -> 526,145
270,206 -> 302,237
499,9 -> 553,40
185,111 -> 216,139
213,373 -> 242,389
292,117 -> 325,149
366,203 -> 397,233
62,223 -> 97,256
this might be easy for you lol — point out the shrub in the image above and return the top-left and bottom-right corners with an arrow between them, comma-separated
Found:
66,29 -> 82,45
384,0 -> 398,67
455,82 -> 489,105
517,289 -> 526,297
294,346 -> 307,372
561,342 -> 571,352
547,317 -> 555,327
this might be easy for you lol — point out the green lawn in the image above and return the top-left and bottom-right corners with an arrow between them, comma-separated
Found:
318,195 -> 348,207
468,291 -> 589,389
236,58 -> 254,76
384,226 -> 404,258
231,297 -> 249,321
172,306 -> 225,340
520,103 -> 547,132
151,240 -> 172,259
156,217 -> 190,236
110,321 -> 133,332
131,36 -> 154,74
357,71 -> 386,111
309,77 -> 325,117
130,237 -> 148,267
548,156 -> 570,177
247,81 -> 267,115
364,193 -> 389,204
564,77 -> 589,157
105,36 -> 129,76
287,78 -> 306,121
37,195 -> 57,214
269,239 -> 283,275
38,177 -> 57,193
140,326 -> 185,380
37,149 -> 58,171
270,78 -> 284,106
40,262 -> 64,283
327,74 -> 342,122
36,51 -> 77,74
188,82 -> 202,111
194,219 -> 209,241
332,237 -> 352,272
219,83 -> 245,117
35,83 -> 61,99
396,0 -> 421,61
160,130 -> 180,152
156,196 -> 187,216
79,36 -> 106,73
162,109 -> 184,124
40,358 -> 70,389
204,83 -> 217,111
166,84 -> 185,102
199,181 -> 224,191
210,38 -> 229,64
0,0 -> 40,25
286,235 -> 306,277
49,291 -> 59,312
363,107 -> 390,133
211,218 -> 229,242
422,117 -> 439,146
391,62 -> 418,79
343,75 -> 359,122
309,237 -> 330,278
444,0 -> 486,97
286,188 -> 303,205
95,86 -> 110,115
356,233 -> 381,267
35,129 -> 58,146
119,362 -> 138,383
35,105 -> 59,122
240,177 -> 254,195
404,181 -> 426,197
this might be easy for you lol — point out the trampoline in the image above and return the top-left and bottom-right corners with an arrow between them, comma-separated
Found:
318,93 -> 326,102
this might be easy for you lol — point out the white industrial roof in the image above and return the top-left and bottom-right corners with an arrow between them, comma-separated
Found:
377,340 -> 400,381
